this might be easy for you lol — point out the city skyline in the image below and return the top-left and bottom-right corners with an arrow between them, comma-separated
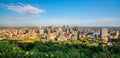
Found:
0,0 -> 120,26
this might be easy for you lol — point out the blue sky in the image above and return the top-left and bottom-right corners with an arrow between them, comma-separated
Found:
0,0 -> 120,26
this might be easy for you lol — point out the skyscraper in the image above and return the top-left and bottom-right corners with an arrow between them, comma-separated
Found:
102,28 -> 108,42
115,31 -> 119,38
39,26 -> 44,34
39,29 -> 44,34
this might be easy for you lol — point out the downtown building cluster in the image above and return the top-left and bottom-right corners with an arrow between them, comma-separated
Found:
0,25 -> 119,42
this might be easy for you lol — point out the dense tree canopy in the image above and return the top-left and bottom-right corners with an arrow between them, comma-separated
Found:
0,39 -> 120,58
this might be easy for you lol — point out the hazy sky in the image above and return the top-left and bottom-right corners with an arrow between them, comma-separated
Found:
0,0 -> 120,26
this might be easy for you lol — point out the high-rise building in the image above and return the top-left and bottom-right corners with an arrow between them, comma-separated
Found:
50,25 -> 54,33
63,25 -> 67,32
102,28 -> 108,42
39,29 -> 44,34
39,26 -> 44,34
115,31 -> 119,38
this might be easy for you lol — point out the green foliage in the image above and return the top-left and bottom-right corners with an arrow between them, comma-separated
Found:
34,44 -> 49,52
0,39 -> 120,58
111,38 -> 120,42
0,40 -> 23,58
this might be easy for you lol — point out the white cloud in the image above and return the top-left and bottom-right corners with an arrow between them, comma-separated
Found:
1,3 -> 45,15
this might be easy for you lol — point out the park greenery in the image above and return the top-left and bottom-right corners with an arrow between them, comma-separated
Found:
0,38 -> 120,58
